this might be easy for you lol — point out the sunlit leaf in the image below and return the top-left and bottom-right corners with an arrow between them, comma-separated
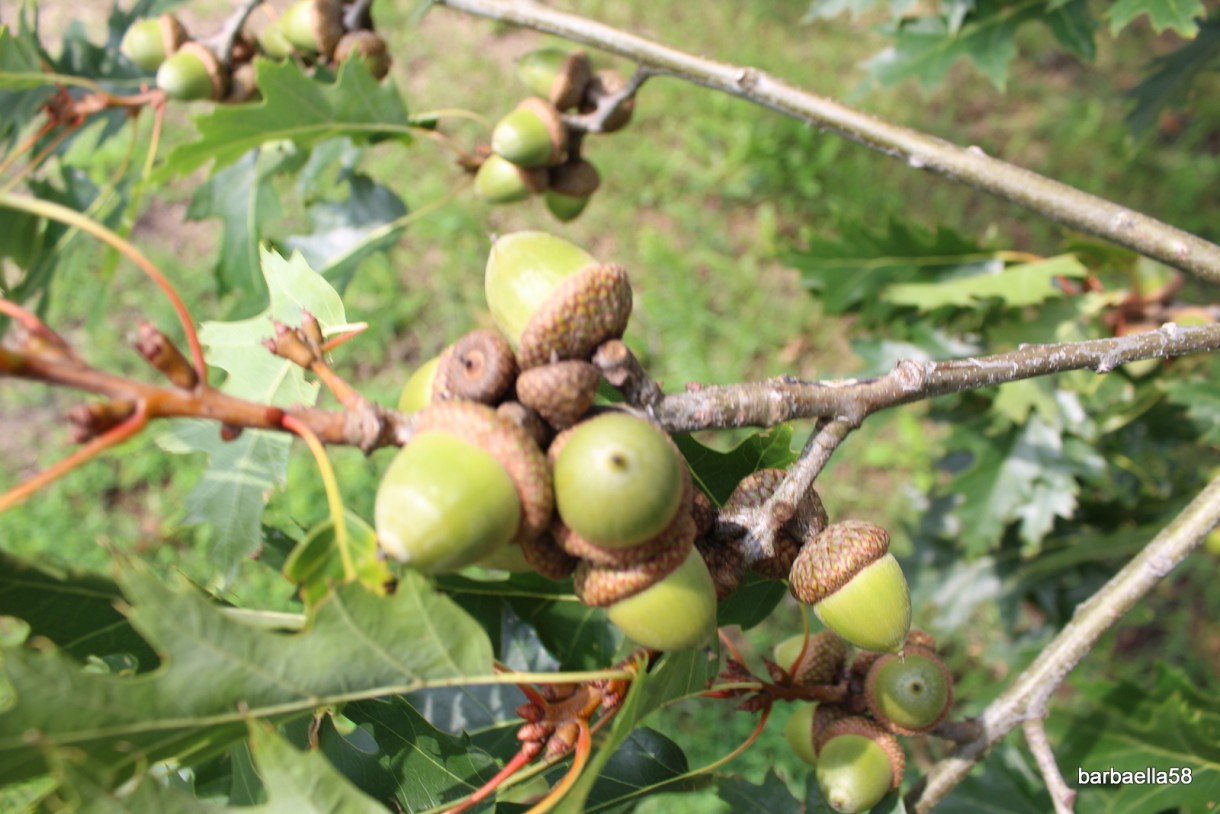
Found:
282,512 -> 391,606
882,255 -> 1086,311
1108,0 -> 1205,36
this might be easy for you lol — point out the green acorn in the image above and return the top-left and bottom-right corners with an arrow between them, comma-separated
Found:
788,521 -> 911,654
553,413 -> 686,548
474,153 -> 548,204
280,0 -> 344,58
517,47 -> 592,109
815,717 -> 905,814
545,158 -> 600,222
120,14 -> 187,72
785,702 -> 819,766
257,19 -> 296,59
156,43 -> 227,101
865,646 -> 954,734
397,355 -> 441,413
334,30 -> 391,79
603,548 -> 718,651
492,98 -> 569,168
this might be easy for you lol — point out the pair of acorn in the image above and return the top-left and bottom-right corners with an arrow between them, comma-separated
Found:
375,231 -> 718,652
475,48 -> 634,222
119,0 -> 389,103
776,629 -> 954,813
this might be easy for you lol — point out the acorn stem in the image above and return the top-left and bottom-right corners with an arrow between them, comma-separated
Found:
204,0 -> 264,65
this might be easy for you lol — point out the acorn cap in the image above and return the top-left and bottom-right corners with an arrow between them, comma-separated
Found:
517,48 -> 592,110
516,360 -> 600,430
156,42 -> 228,101
727,468 -> 826,579
549,158 -> 601,197
517,263 -> 633,369
475,153 -> 549,204
492,98 -> 569,168
864,646 -> 954,734
815,718 -> 905,814
432,329 -> 518,405
774,630 -> 847,686
580,69 -> 635,132
605,548 -> 717,651
413,401 -> 553,546
555,496 -> 695,568
335,30 -> 391,79
484,231 -> 598,348
696,535 -> 746,600
905,628 -> 937,653
789,521 -> 891,605
496,400 -> 553,450
691,489 -> 716,539
226,61 -> 259,104
519,530 -> 579,580
573,531 -> 692,607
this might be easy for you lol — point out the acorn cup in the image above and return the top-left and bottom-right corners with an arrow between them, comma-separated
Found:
545,158 -> 601,222
431,329 -> 518,405
120,14 -> 187,72
474,154 -> 549,204
516,360 -> 601,429
814,717 -> 905,814
581,69 -> 635,132
483,231 -> 633,368
156,42 -> 228,101
335,30 -> 391,79
864,646 -> 954,734
788,521 -> 911,654
516,47 -> 593,110
772,630 -> 847,686
726,467 -> 827,579
280,0 -> 345,58
492,98 -> 569,168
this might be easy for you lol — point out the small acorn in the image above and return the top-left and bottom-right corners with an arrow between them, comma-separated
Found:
785,702 -> 819,767
397,355 -> 441,413
553,413 -> 686,549
545,158 -> 600,222
865,646 -> 953,734
492,98 -> 569,168
604,548 -> 718,651
516,47 -> 593,110
280,0 -> 344,58
581,69 -> 635,132
120,14 -> 187,72
431,329 -> 518,405
257,19 -> 296,59
772,630 -> 847,686
334,30 -> 391,80
788,521 -> 911,654
474,153 -> 549,204
516,360 -> 600,429
156,42 -> 228,102
815,717 -> 905,814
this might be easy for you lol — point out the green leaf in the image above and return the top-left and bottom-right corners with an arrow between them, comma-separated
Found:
933,739 -> 1052,812
1162,379 -> 1220,445
1108,0 -> 1205,36
883,255 -> 1086,311
715,574 -> 788,631
163,58 -> 412,177
282,512 -> 392,606
1126,20 -> 1220,136
158,248 -> 350,579
1042,0 -> 1097,59
0,564 -> 493,788
1054,666 -> 1220,813
586,727 -> 705,812
674,426 -> 798,506
0,24 -> 61,147
716,770 -> 802,812
0,552 -> 158,671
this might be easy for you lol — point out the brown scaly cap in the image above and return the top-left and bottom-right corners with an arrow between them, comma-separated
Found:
691,489 -> 716,540
519,530 -> 578,579
548,158 -> 601,198
573,532 -> 693,607
725,467 -> 827,578
432,329 -> 518,405
815,716 -> 906,790
517,263 -> 632,369
581,69 -> 635,132
696,535 -> 746,600
556,501 -> 695,568
516,360 -> 601,430
551,50 -> 592,110
905,628 -> 938,653
496,400 -> 553,450
310,0 -> 345,58
788,630 -> 848,687
412,401 -> 552,545
159,14 -> 188,56
811,703 -> 851,749
788,521 -> 890,605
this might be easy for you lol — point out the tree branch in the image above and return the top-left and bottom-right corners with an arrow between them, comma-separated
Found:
431,0 -> 1220,285
907,471 -> 1220,812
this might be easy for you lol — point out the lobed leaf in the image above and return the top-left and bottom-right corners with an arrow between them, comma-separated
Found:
1107,0 -> 1206,36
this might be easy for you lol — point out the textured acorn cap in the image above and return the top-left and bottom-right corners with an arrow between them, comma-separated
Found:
516,360 -> 601,429
519,530 -> 578,580
789,521 -> 891,605
432,329 -> 518,406
573,531 -> 692,607
865,646 -> 953,735
604,548 -> 717,651
696,535 -> 746,600
691,489 -> 716,539
517,48 -> 593,110
226,61 -> 259,104
555,497 -> 695,568
517,263 -> 633,369
774,630 -> 847,686
905,628 -> 937,653
580,69 -> 635,132
815,718 -> 905,814
484,231 -> 598,348
413,401 -> 552,545
492,98 -> 569,168
727,468 -> 827,579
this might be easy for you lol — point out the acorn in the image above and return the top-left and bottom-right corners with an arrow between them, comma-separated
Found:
603,548 -> 718,651
553,413 -> 686,549
156,42 -> 228,102
120,14 -> 187,72
865,646 -> 953,734
397,355 -> 441,413
516,47 -> 593,110
257,19 -> 296,59
788,521 -> 911,654
492,98 -> 569,168
474,541 -> 533,573
280,0 -> 344,58
474,154 -> 549,204
785,702 -> 819,767
545,158 -> 600,222
772,630 -> 847,686
516,360 -> 600,429
375,402 -> 552,572
334,30 -> 391,80
226,61 -> 259,104
432,329 -> 518,405
815,717 -> 905,814
581,69 -> 635,132
483,231 -> 632,367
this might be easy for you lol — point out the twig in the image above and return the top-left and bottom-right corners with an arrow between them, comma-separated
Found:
203,0 -> 265,65
562,65 -> 652,134
907,471 -> 1220,811
1023,713 -> 1076,814
431,0 -> 1220,284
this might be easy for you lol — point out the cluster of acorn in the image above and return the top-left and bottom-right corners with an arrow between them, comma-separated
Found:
473,49 -> 635,221
772,628 -> 955,813
119,0 -> 389,103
